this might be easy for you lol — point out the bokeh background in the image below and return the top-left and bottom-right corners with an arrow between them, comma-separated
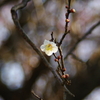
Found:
0,0 -> 100,100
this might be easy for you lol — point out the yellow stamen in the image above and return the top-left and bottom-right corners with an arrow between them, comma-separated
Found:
46,44 -> 53,50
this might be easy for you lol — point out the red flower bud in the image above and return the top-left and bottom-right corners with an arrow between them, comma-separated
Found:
62,74 -> 69,79
65,5 -> 69,8
65,74 -> 69,78
70,9 -> 76,13
57,56 -> 61,59
62,75 -> 66,78
54,59 -> 59,62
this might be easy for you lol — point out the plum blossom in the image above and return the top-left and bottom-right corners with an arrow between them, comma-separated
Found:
40,40 -> 58,56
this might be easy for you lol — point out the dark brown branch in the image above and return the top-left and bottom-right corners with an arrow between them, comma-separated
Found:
11,0 -> 74,97
65,21 -> 100,59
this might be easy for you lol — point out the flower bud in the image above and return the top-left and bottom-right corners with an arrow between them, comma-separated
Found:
70,9 -> 76,13
65,74 -> 69,78
65,19 -> 70,23
65,5 -> 68,8
54,59 -> 59,62
57,56 -> 61,59
62,74 -> 69,79
62,75 -> 66,78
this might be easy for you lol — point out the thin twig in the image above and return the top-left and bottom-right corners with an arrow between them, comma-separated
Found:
59,0 -> 71,45
64,21 -> 100,59
50,32 -> 54,41
53,53 -> 61,69
53,53 -> 63,74
58,47 -> 65,75
11,0 -> 74,97
51,34 -> 62,72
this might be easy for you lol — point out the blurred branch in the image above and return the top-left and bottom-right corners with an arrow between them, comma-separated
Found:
32,0 -> 46,21
11,0 -> 58,84
11,0 -> 74,97
65,21 -> 100,59
0,0 -> 17,7
71,53 -> 84,63
31,90 -> 43,100
66,49 -> 100,100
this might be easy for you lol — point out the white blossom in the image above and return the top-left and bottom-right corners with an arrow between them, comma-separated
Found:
40,40 -> 58,56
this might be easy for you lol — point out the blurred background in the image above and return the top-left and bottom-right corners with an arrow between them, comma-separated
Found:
0,0 -> 100,100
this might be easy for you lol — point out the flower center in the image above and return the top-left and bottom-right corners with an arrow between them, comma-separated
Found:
46,44 -> 53,50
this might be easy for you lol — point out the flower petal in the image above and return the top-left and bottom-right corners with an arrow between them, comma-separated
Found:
44,40 -> 50,45
40,45 -> 45,51
45,50 -> 53,56
53,46 -> 58,53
